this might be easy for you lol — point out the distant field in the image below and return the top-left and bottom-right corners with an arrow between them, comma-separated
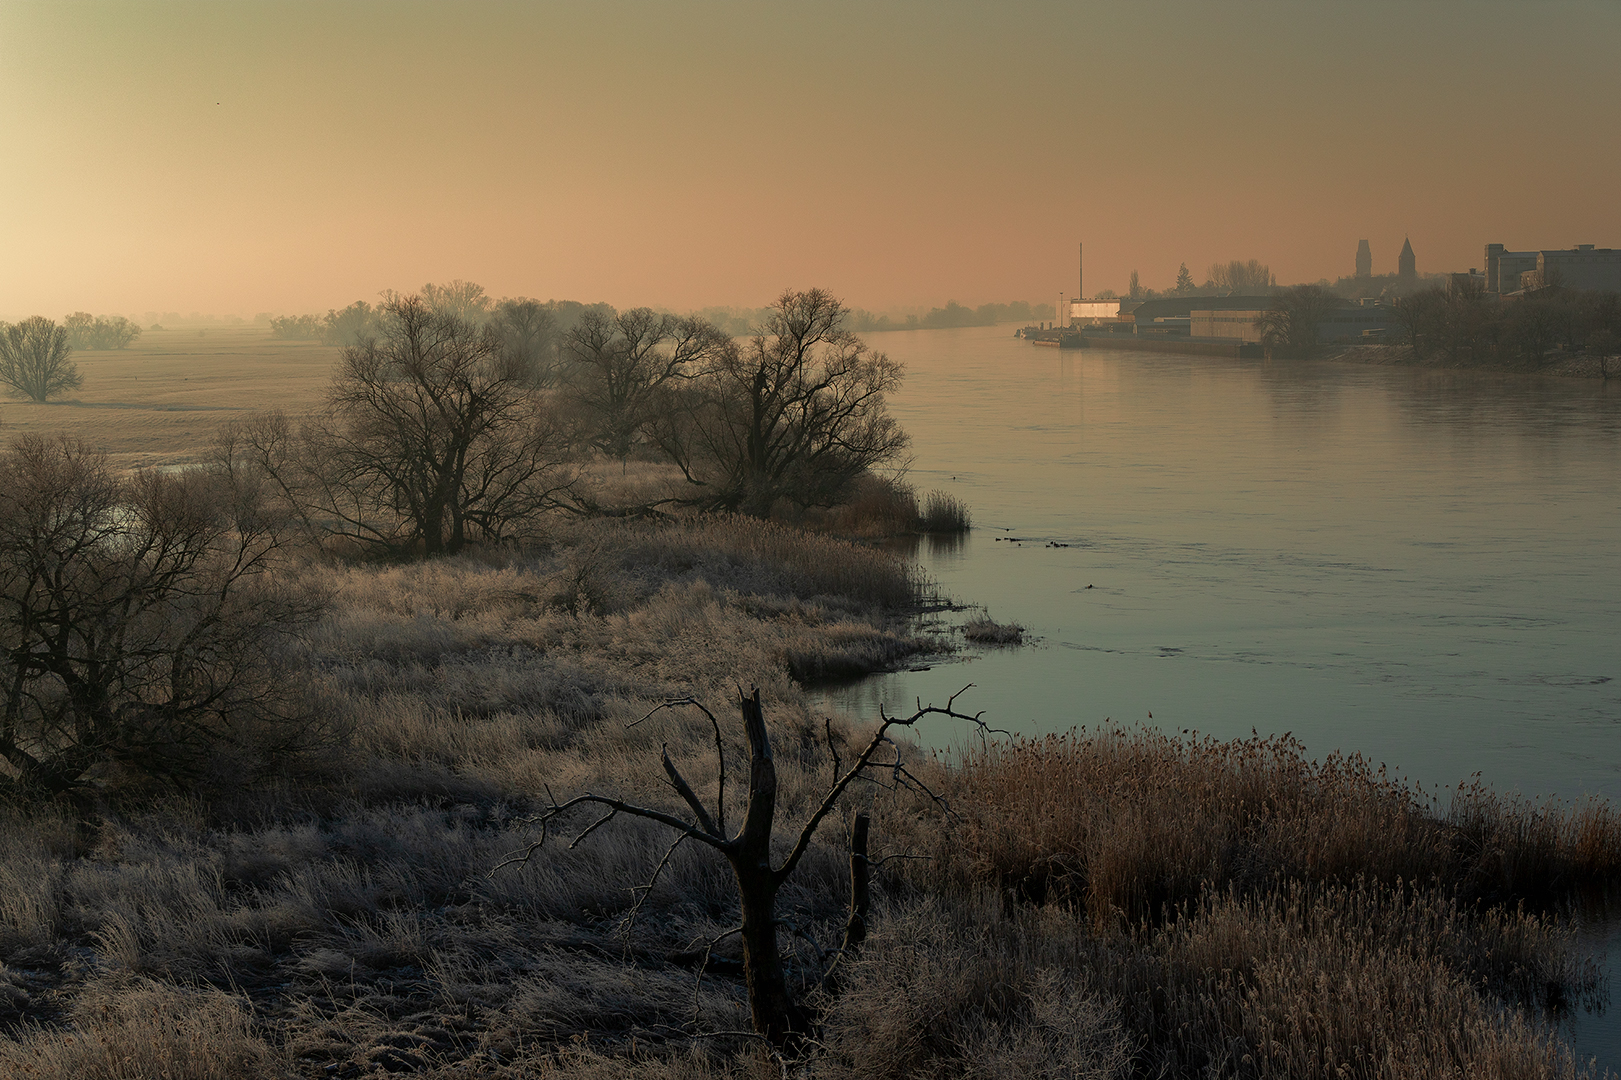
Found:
0,327 -> 338,468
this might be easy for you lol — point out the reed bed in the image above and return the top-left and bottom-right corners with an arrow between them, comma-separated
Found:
783,475 -> 972,539
939,727 -> 1621,927
604,514 -> 928,611
918,489 -> 971,534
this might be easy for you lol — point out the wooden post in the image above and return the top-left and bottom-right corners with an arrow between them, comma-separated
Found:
842,812 -> 870,954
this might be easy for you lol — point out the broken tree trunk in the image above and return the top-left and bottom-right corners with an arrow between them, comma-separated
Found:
729,687 -> 809,1044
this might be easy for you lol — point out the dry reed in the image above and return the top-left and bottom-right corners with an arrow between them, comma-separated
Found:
962,615 -> 1025,645
918,490 -> 971,534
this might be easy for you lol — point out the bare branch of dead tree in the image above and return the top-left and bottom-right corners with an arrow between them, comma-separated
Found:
492,685 -> 997,1049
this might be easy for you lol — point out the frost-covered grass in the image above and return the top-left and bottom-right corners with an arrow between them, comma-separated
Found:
1,514 -> 1618,1078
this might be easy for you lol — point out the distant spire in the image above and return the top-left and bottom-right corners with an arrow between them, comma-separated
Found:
1398,236 -> 1416,281
1355,239 -> 1372,278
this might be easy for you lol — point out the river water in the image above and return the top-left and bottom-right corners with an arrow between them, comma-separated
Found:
816,324 -> 1621,1064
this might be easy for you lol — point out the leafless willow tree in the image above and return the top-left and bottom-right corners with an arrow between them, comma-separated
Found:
0,436 -> 320,803
0,316 -> 81,402
565,308 -> 731,465
496,686 -> 985,1049
650,289 -> 909,517
226,295 -> 573,557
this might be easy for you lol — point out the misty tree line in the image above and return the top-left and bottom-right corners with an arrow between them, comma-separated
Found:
1110,259 -> 1277,302
1393,284 -> 1621,370
273,289 -> 1059,348
237,285 -> 909,557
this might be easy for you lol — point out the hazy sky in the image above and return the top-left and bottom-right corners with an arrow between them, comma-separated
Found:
3,0 -> 1618,320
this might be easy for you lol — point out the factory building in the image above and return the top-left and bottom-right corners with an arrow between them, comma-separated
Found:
1485,243 -> 1621,294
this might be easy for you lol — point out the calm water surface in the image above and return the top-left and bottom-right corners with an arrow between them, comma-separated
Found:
825,325 -> 1619,803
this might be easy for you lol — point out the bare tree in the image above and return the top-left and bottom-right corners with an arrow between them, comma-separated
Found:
491,298 -> 561,387
651,289 -> 909,517
495,687 -> 985,1049
0,436 -> 319,803
0,317 -> 81,402
63,313 -> 141,351
1393,287 -> 1448,360
1510,295 -> 1564,365
229,295 -> 573,557
418,279 -> 491,324
319,301 -> 382,347
1205,259 -> 1273,296
1254,284 -> 1344,359
566,308 -> 730,465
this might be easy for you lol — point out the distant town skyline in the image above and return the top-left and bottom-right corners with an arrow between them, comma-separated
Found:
2,0 -> 1618,320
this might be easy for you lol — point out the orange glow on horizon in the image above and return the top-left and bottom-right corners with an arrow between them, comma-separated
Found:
2,1 -> 1618,321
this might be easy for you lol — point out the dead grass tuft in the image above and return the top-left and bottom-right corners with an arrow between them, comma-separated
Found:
962,615 -> 1025,645
0,978 -> 284,1079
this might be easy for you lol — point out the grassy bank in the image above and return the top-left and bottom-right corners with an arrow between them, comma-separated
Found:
0,514 -> 1616,1078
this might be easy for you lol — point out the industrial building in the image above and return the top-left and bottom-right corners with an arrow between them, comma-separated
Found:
1067,298 -> 1121,324
1192,301 -> 1400,343
1485,243 -> 1621,294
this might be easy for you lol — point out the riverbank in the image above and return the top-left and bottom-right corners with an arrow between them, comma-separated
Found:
1020,328 -> 1616,378
1,507 -> 1617,1076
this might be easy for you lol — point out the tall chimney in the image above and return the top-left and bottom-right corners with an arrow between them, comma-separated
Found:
1078,242 -> 1084,300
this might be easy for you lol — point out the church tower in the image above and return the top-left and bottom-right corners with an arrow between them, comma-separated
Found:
1398,237 -> 1416,283
1355,239 -> 1372,278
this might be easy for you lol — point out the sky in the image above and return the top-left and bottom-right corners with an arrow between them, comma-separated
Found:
2,0 -> 1619,320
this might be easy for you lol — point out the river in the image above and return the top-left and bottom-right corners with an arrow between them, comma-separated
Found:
816,323 -> 1621,1065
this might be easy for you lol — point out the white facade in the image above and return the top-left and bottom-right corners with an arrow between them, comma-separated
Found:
1068,298 -> 1121,324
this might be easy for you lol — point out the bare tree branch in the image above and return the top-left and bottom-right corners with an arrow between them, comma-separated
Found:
662,744 -> 719,838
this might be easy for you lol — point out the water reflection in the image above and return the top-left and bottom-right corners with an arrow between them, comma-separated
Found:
881,530 -> 971,561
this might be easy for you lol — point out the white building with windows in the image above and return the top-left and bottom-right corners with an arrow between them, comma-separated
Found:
1067,298 -> 1121,325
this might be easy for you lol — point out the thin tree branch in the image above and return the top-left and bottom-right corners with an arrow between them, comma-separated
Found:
621,832 -> 688,943
662,745 -> 720,838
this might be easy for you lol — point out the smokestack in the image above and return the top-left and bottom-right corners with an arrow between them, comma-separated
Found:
1078,241 -> 1084,300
